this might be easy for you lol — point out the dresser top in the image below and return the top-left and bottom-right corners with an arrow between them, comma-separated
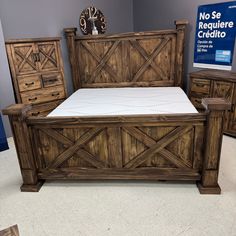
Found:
190,69 -> 236,82
5,37 -> 61,44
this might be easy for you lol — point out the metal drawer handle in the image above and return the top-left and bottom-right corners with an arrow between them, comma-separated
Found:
195,83 -> 205,87
28,97 -> 38,101
45,78 -> 58,83
195,99 -> 201,104
31,112 -> 40,116
25,82 -> 35,86
52,92 -> 60,96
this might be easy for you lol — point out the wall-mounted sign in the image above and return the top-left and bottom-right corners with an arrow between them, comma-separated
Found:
193,1 -> 236,70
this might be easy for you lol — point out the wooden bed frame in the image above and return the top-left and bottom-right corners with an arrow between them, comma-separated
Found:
3,20 -> 231,194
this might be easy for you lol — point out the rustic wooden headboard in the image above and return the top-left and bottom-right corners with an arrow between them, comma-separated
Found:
64,20 -> 188,90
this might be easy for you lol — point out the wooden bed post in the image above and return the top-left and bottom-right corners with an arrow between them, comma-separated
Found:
197,98 -> 231,194
2,104 -> 44,192
64,27 -> 81,90
175,20 -> 188,88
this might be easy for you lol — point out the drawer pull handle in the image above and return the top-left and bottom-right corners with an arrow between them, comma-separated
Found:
196,84 -> 205,87
195,100 -> 201,104
52,92 -> 60,96
44,78 -> 58,83
32,112 -> 40,116
28,97 -> 37,101
232,104 -> 235,112
25,82 -> 35,86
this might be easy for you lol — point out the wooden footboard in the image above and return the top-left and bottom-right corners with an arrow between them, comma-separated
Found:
3,98 -> 230,194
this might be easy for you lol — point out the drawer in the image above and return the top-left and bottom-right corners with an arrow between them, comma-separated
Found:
190,96 -> 204,109
18,75 -> 42,92
191,78 -> 211,95
21,86 -> 66,105
42,72 -> 63,88
27,100 -> 64,117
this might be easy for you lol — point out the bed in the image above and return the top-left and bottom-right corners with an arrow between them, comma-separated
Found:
3,20 -> 231,194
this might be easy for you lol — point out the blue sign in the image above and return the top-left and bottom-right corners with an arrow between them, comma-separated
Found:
194,1 -> 236,70
0,115 -> 8,152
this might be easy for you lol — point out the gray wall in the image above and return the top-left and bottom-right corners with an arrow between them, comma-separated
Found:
0,20 -> 15,137
0,0 -> 133,137
133,0 -> 236,90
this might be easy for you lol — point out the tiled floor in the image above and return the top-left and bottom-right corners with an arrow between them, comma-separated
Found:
0,136 -> 236,236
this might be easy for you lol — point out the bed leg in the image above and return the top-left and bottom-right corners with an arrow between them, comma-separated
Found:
197,98 -> 231,194
3,104 -> 44,192
21,180 -> 45,192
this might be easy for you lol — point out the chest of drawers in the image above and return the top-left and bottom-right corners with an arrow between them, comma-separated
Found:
189,69 -> 236,137
5,37 -> 67,116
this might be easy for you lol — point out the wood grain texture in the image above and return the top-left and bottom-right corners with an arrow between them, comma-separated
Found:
189,69 -> 236,137
64,20 -> 187,90
3,26 -> 229,194
2,98 -> 225,195
175,20 -> 188,87
0,225 -> 20,236
2,104 -> 41,191
64,28 -> 80,90
5,38 -> 67,116
197,98 -> 231,194
3,98 -> 228,194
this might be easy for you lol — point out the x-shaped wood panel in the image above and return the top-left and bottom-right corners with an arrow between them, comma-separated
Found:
39,127 -> 106,169
38,45 -> 57,68
15,48 -> 37,71
129,40 -> 168,81
131,38 -> 170,82
82,41 -> 121,83
123,126 -> 193,169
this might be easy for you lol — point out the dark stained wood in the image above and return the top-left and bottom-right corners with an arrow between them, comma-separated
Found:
26,113 -> 207,126
2,104 -> 32,115
175,20 -> 188,87
64,28 -> 81,90
3,96 -> 229,194
189,69 -> 236,137
202,98 -> 231,111
5,37 -> 61,43
124,126 -> 192,169
3,25 -> 230,194
46,128 -> 104,168
107,127 -> 122,168
64,20 -> 187,90
123,127 -> 190,168
26,100 -> 63,117
0,225 -> 20,236
39,167 -> 201,180
197,98 -> 231,194
2,104 -> 43,192
5,37 -> 67,116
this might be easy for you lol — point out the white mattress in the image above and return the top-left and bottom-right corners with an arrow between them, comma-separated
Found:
48,87 -> 198,117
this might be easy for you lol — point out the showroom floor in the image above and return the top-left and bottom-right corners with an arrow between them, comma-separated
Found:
0,136 -> 236,236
